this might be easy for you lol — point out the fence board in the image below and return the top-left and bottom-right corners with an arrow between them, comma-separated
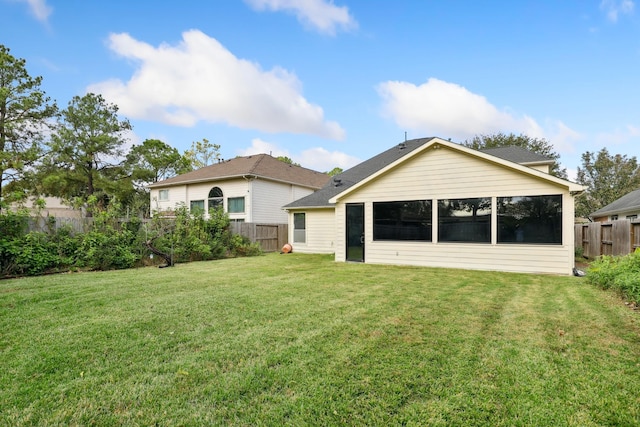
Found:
230,223 -> 288,253
27,217 -> 94,234
612,220 -> 631,256
575,219 -> 639,258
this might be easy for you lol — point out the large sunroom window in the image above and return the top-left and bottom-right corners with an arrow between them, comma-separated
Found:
373,200 -> 432,241
438,198 -> 491,243
497,195 -> 562,244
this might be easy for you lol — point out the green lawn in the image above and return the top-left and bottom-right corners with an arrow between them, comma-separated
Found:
1,253 -> 639,426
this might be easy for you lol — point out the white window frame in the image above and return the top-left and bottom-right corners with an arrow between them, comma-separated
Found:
293,212 -> 306,243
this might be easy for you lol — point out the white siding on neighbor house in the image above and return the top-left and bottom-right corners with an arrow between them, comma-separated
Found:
185,179 -> 250,218
251,179 -> 315,223
291,185 -> 314,203
333,146 -> 577,275
151,185 -> 187,213
151,180 -> 250,218
288,208 -> 336,254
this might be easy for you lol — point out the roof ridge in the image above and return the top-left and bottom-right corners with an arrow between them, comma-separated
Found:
247,153 -> 268,175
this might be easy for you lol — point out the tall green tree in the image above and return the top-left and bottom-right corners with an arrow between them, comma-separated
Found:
126,139 -> 191,186
463,132 -> 567,179
117,139 -> 191,218
0,45 -> 57,208
42,93 -> 131,216
575,148 -> 640,218
183,138 -> 220,169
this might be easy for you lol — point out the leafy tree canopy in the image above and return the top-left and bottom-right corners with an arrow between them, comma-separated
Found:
183,138 -> 220,169
126,139 -> 191,186
41,93 -> 131,216
0,44 -> 58,208
277,156 -> 301,166
326,167 -> 343,177
462,132 -> 567,179
575,148 -> 640,218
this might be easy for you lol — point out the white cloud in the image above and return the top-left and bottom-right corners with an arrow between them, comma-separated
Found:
237,138 -> 360,172
88,30 -> 345,140
595,124 -> 640,145
546,120 -> 583,153
298,146 -> 361,171
245,0 -> 357,35
600,0 -> 634,22
377,78 -> 546,141
12,0 -> 52,22
236,138 -> 291,158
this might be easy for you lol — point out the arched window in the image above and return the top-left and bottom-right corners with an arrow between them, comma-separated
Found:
208,187 -> 223,211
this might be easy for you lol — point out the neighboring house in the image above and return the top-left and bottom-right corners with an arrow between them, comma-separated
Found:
9,196 -> 83,219
148,154 -> 330,223
590,189 -> 640,222
284,137 -> 585,275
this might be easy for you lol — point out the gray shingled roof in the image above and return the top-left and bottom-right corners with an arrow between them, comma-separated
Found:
283,138 -> 554,209
284,138 -> 434,209
479,146 -> 554,164
590,189 -> 640,217
148,153 -> 330,190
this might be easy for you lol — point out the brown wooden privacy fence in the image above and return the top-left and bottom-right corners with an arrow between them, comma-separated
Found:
229,223 -> 288,253
27,216 -> 94,233
575,219 -> 640,258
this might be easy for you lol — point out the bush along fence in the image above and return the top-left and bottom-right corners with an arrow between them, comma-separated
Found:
575,219 -> 640,258
0,205 -> 261,278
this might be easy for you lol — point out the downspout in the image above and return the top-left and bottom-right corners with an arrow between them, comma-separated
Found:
243,175 -> 254,222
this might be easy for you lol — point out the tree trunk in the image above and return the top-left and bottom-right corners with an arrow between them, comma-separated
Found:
144,238 -> 173,268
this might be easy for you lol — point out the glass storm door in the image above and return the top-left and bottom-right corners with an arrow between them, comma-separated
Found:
346,203 -> 365,262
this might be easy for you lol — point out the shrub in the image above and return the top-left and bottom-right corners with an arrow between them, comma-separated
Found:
0,211 -> 29,276
587,250 -> 640,303
78,230 -> 138,270
11,232 -> 59,275
227,233 -> 262,257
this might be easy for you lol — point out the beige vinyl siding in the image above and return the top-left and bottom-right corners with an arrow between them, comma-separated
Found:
346,146 -> 562,202
334,146 -> 577,275
288,208 -> 336,254
252,179 -> 315,223
364,240 -> 572,274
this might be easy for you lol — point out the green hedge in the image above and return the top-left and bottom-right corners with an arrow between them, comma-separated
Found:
0,206 -> 261,278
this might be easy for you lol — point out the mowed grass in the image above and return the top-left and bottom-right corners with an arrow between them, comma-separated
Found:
1,254 -> 639,426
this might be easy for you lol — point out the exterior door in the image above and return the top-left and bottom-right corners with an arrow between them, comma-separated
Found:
346,203 -> 365,262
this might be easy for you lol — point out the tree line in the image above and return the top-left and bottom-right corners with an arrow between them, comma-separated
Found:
1,44 -> 226,218
2,43 -> 639,220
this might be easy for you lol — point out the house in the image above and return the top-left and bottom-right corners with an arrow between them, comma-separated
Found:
9,196 -> 83,219
590,189 -> 640,222
284,137 -> 585,275
148,154 -> 330,223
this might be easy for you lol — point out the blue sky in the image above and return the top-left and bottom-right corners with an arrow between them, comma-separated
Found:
2,0 -> 639,180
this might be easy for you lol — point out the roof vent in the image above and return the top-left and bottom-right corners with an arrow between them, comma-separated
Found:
333,178 -> 342,187
398,142 -> 406,150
